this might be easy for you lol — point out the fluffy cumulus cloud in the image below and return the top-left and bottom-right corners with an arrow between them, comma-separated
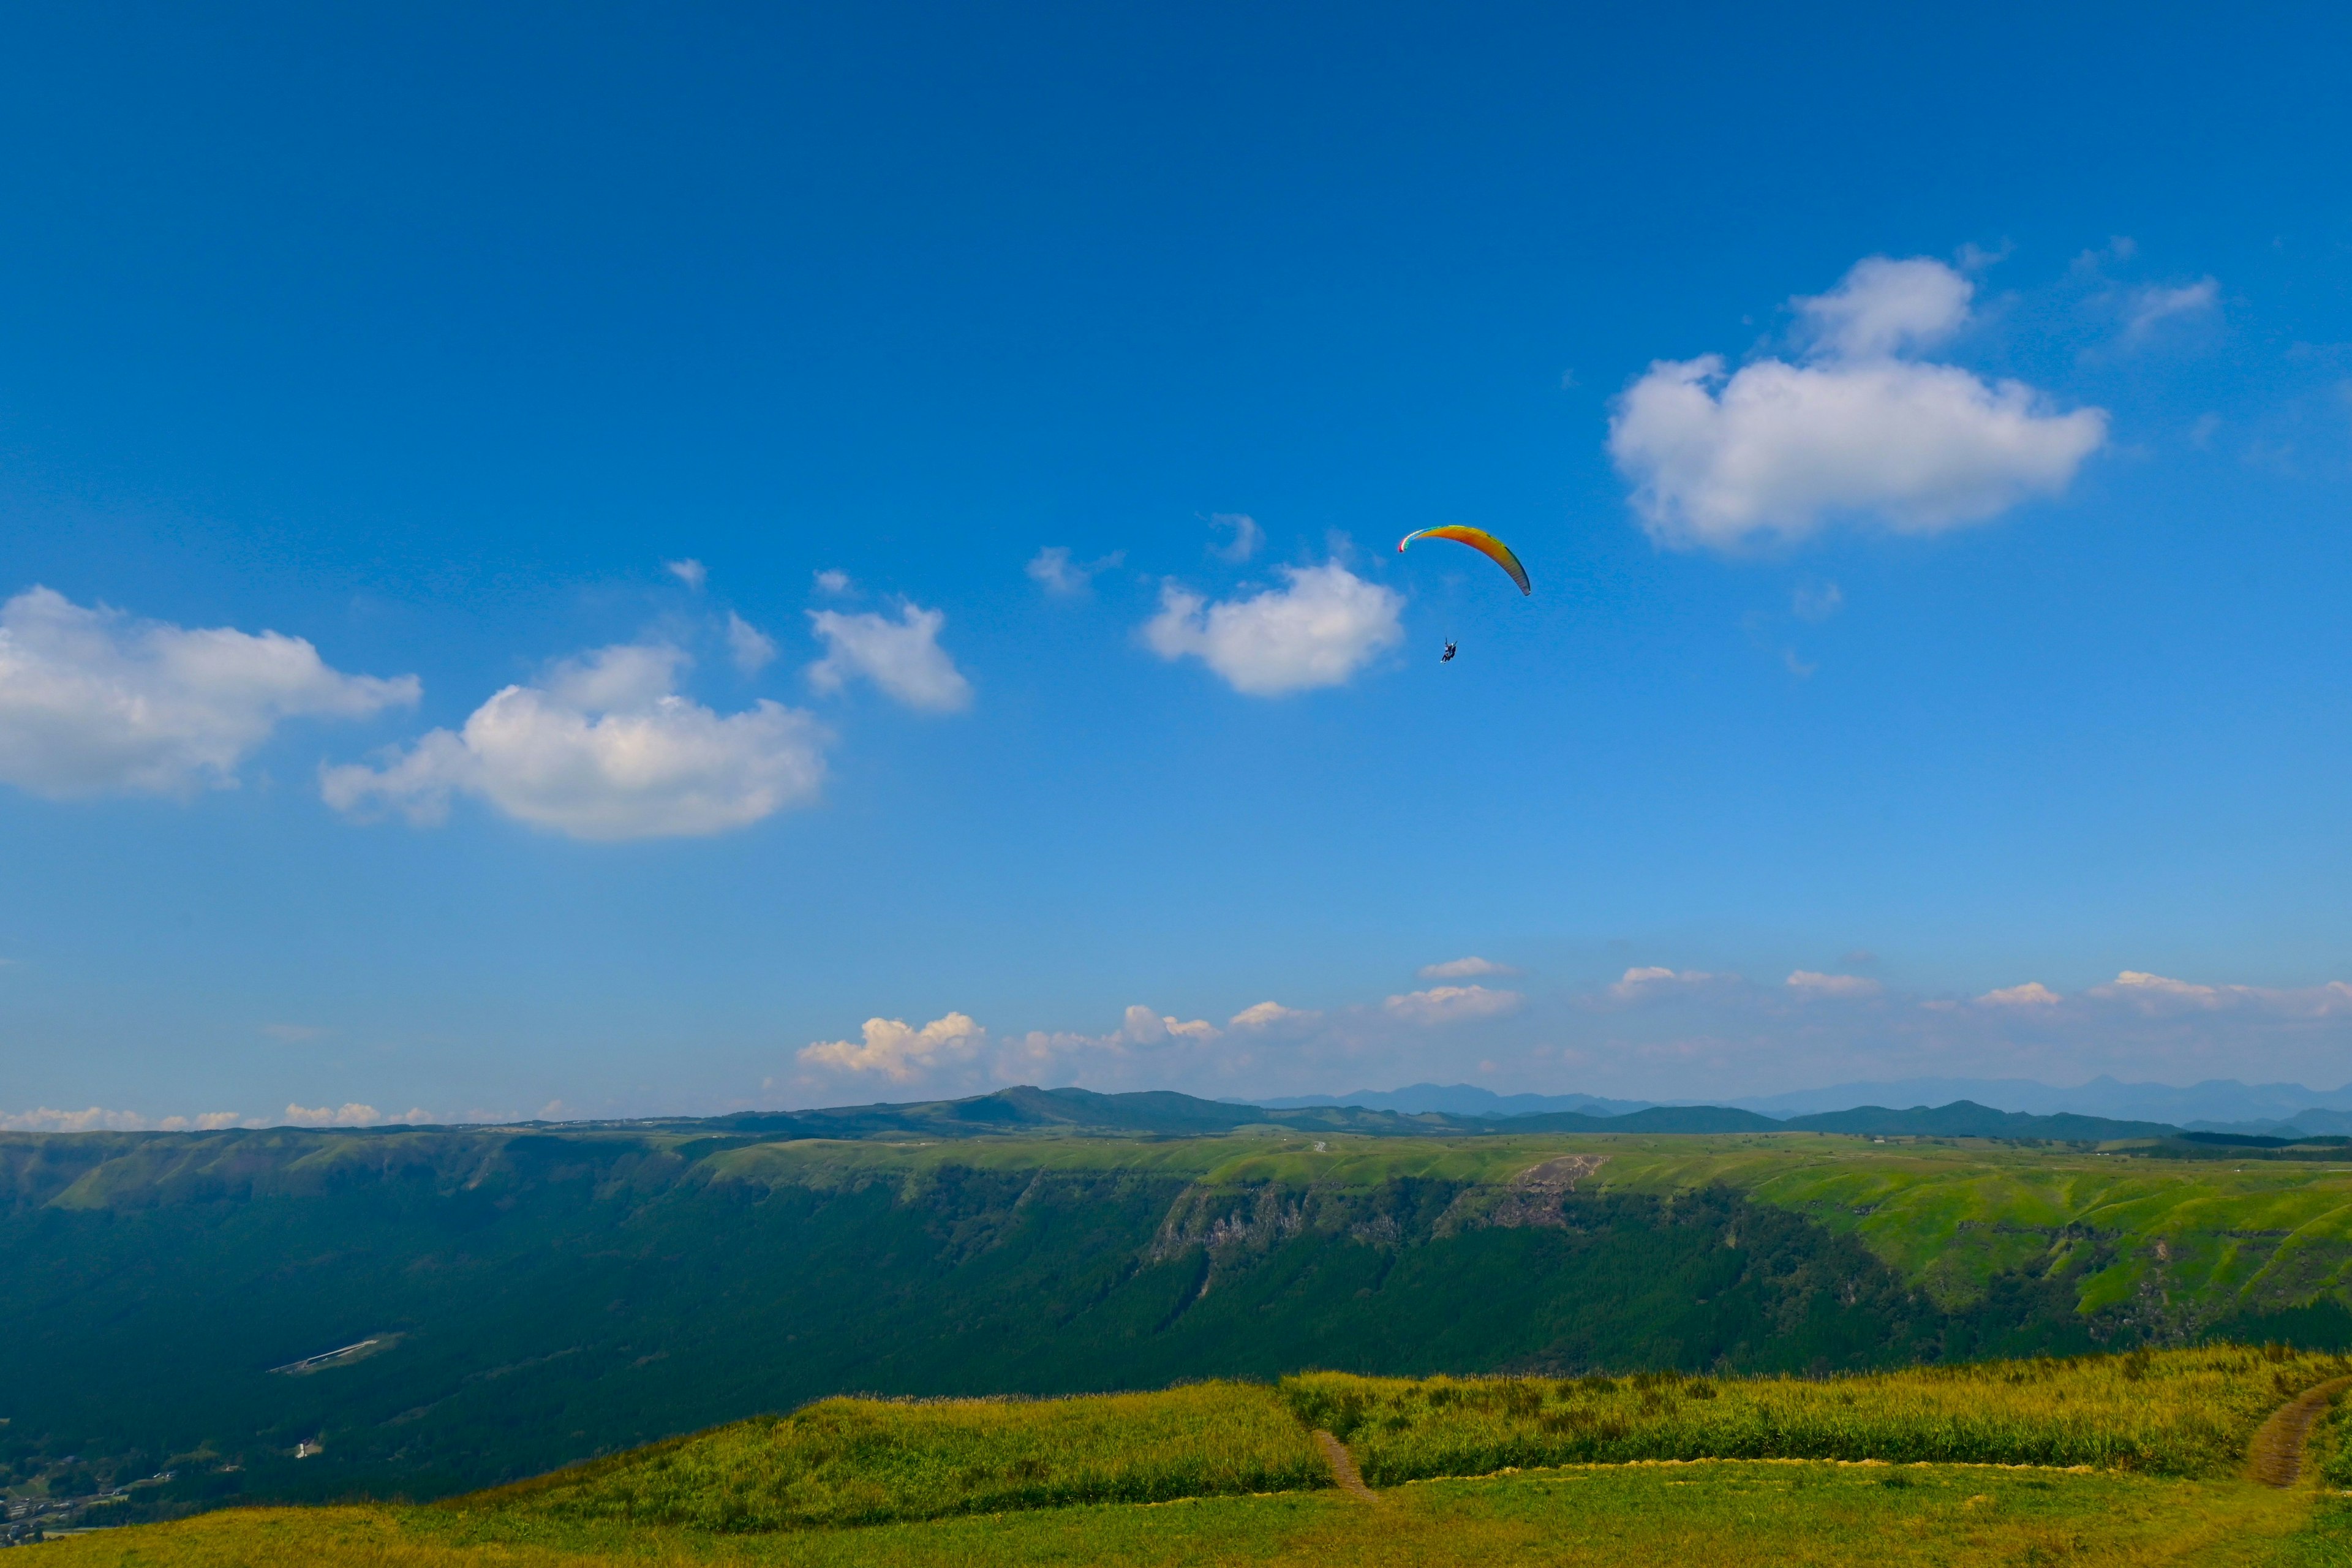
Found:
1143,564 -> 1403,696
1786,970 -> 1882,999
1382,984 -> 1522,1025
1418,956 -> 1517,981
807,603 -> 973,712
321,643 -> 827,840
1608,257 -> 2108,551
0,587 -> 418,798
798,1012 -> 989,1082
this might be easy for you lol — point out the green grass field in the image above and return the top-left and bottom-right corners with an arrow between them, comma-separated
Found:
1290,1346 -> 2336,1482
34,1348 -> 2352,1566
467,1382 -> 1326,1530
36,1461 -> 2350,1567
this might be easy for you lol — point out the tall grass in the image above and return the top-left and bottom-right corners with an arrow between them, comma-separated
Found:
462,1381 -> 1325,1532
1283,1345 -> 2344,1484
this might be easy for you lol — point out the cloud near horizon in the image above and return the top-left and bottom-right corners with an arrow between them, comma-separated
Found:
0,1104 -> 432,1132
321,642 -> 828,840
1419,956 -> 1517,980
1787,970 -> 1882,999
0,586 -> 418,799
1382,984 -> 1523,1025
1608,257 -> 2108,551
773,960 -> 2352,1108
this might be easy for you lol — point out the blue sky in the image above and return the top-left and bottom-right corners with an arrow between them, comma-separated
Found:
3,2 -> 2350,1126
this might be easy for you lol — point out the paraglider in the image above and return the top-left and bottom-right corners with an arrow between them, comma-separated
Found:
1441,641 -> 1458,663
1396,526 -> 1531,595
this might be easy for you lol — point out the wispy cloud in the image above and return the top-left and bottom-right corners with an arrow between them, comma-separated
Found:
2124,278 -> 2220,339
1207,513 -> 1262,563
1786,970 -> 1880,999
665,559 -> 708,592
807,603 -> 974,712
1418,956 -> 1517,981
1025,547 -> 1125,597
725,612 -> 777,676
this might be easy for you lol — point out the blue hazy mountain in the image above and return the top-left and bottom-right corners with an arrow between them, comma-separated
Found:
1251,1084 -> 1656,1117
1262,1077 -> 2352,1129
1724,1076 -> 2352,1126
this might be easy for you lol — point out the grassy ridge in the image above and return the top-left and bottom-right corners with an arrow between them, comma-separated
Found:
466,1382 -> 1325,1531
464,1347 -> 2334,1536
28,1463 -> 2334,1567
1286,1346 -> 2343,1485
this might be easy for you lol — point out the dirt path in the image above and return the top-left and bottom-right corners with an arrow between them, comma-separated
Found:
2246,1374 -> 2352,1487
1314,1430 -> 1376,1501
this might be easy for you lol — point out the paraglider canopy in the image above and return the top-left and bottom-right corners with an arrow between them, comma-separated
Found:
1396,526 -> 1531,595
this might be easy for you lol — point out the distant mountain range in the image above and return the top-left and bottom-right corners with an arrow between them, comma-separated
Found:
1253,1084 -> 1653,1118
1259,1077 -> 2352,1137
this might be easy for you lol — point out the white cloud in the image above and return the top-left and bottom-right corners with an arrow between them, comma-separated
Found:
281,1102 -> 429,1128
1786,970 -> 1882,999
1143,564 -> 1403,696
321,642 -> 827,841
1602,967 -> 1728,1003
1382,984 -> 1522,1025
813,570 -> 853,595
1796,256 -> 1974,360
1229,1000 -> 1316,1027
797,1001 -> 1217,1088
807,603 -> 973,712
1609,257 -> 2108,551
1025,547 -> 1124,597
726,612 -> 777,676
2090,970 -> 2224,1009
1208,513 -> 1262,563
1418,956 -> 1517,981
6,1107 -> 249,1133
2,1106 -> 152,1132
0,587 -> 418,799
799,1012 -> 989,1082
666,559 -> 708,592
2124,279 -> 2219,339
1978,981 -> 2063,1006
1117,1004 -> 1221,1043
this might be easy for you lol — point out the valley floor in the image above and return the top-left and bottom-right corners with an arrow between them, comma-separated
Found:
34,1461 -> 2352,1568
